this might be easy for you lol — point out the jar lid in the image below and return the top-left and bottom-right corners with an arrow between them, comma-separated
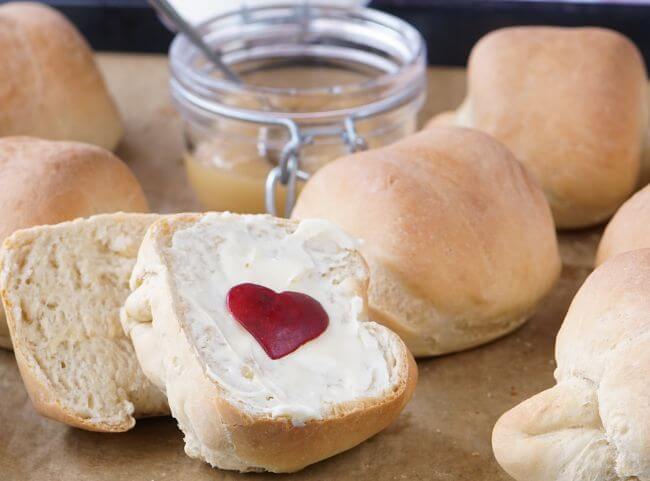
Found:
169,3 -> 426,123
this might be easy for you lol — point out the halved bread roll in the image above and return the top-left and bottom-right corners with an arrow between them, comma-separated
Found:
430,27 -> 649,229
492,249 -> 650,481
0,213 -> 168,432
597,183 -> 650,265
121,212 -> 416,473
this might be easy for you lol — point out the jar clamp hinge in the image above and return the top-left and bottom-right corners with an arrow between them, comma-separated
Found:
265,116 -> 368,217
264,133 -> 310,218
171,74 -> 424,217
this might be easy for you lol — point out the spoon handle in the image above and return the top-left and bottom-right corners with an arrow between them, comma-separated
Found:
149,0 -> 241,84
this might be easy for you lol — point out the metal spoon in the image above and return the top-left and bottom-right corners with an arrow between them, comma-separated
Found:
149,0 -> 241,83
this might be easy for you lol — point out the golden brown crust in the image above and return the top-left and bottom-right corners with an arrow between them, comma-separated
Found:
596,183 -> 650,265
429,27 -> 648,229
185,338 -> 417,473
0,3 -> 122,150
216,348 -> 417,473
293,126 -> 561,356
0,137 -> 148,241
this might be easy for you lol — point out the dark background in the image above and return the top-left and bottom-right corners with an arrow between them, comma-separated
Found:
9,0 -> 650,69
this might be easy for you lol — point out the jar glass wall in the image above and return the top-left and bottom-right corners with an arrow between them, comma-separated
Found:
170,3 -> 426,215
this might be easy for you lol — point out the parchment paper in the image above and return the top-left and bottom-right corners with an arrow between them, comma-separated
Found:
0,53 -> 601,481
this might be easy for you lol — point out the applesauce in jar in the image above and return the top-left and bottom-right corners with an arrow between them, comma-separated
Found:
170,4 -> 426,216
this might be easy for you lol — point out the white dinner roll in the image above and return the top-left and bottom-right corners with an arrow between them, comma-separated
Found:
430,26 -> 649,229
493,249 -> 650,481
0,2 -> 123,150
292,126 -> 561,356
0,137 -> 148,349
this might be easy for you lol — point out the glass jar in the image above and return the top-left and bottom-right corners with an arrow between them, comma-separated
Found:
170,3 -> 426,216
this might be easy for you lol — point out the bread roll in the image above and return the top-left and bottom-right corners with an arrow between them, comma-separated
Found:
430,27 -> 649,229
597,183 -> 650,265
492,249 -> 650,481
121,213 -> 416,472
0,214 -> 168,432
0,2 -> 122,150
292,127 -> 561,356
0,137 -> 148,349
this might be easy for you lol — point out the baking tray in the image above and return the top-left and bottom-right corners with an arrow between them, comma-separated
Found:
0,53 -> 606,481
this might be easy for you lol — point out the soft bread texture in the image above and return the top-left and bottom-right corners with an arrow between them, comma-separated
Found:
292,126 -> 561,357
492,249 -> 650,481
0,214 -> 168,432
0,137 -> 148,349
121,213 -> 416,472
0,2 -> 123,150
429,27 -> 649,229
597,183 -> 650,265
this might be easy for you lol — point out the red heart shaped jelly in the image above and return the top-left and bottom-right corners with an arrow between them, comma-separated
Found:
226,283 -> 329,360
